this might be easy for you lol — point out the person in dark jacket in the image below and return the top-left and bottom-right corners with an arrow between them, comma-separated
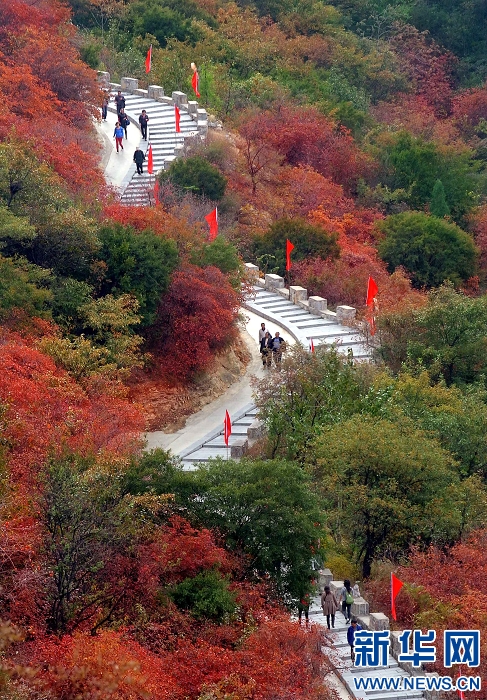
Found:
139,109 -> 149,140
101,95 -> 109,121
133,147 -> 145,174
347,618 -> 362,662
260,332 -> 273,369
114,91 -> 125,116
119,109 -> 130,139
270,331 -> 286,368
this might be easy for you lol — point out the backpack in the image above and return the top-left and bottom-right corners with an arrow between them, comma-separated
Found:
345,591 -> 354,605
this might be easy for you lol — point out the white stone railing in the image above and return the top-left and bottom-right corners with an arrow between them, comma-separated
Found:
244,262 -> 357,325
98,71 -> 208,136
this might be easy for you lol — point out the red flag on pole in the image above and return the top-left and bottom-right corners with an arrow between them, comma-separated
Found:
286,239 -> 295,271
309,338 -> 315,353
175,105 -> 181,133
191,69 -> 200,98
205,207 -> 218,240
224,410 -> 232,447
145,45 -> 152,73
147,144 -> 153,175
366,276 -> 379,336
153,179 -> 160,206
366,276 -> 378,306
391,573 -> 404,621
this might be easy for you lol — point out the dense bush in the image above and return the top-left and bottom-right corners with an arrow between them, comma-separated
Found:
377,211 -> 478,288
161,156 -> 227,201
97,222 -> 179,327
253,218 -> 340,277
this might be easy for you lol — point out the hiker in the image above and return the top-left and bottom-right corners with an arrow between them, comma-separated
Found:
321,585 -> 339,630
270,331 -> 286,368
347,618 -> 362,662
113,121 -> 124,152
101,95 -> 109,121
340,579 -> 354,623
261,332 -> 273,369
114,90 -> 125,116
258,323 -> 267,351
133,147 -> 145,174
139,109 -> 149,140
297,590 -> 311,627
119,108 -> 130,139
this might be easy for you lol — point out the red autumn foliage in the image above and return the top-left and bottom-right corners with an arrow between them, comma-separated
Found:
0,332 -> 143,486
150,265 -> 240,381
389,24 -> 457,116
364,531 -> 487,696
26,618 -> 327,700
468,203 -> 487,276
371,94 -> 461,146
452,85 -> 487,138
238,105 -> 371,193
0,0 -> 103,200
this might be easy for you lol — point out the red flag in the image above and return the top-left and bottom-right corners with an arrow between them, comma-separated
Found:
224,410 -> 232,447
153,179 -> 160,206
286,239 -> 295,271
366,276 -> 379,336
145,45 -> 152,73
391,573 -> 404,621
191,70 -> 200,98
175,105 -> 181,133
309,338 -> 315,353
147,144 -> 153,175
366,276 -> 378,306
205,207 -> 218,240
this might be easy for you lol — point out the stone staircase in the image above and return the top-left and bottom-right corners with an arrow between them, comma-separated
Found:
98,73 -> 208,206
313,572 -> 427,700
244,263 -> 372,359
177,403 -> 262,470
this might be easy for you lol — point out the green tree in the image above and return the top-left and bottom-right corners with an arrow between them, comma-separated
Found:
170,571 -> 236,621
97,222 -> 178,326
253,218 -> 339,277
376,372 -> 487,480
376,132 -> 479,223
161,156 -> 227,200
429,179 -> 450,218
32,209 -> 100,280
129,453 -> 326,602
311,415 -> 464,577
0,255 -> 52,321
378,284 -> 487,386
80,293 -> 144,371
42,455 -> 126,634
377,211 -> 477,288
188,458 -> 325,601
254,344 -> 367,460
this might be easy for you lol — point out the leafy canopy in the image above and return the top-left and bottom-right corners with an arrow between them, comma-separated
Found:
253,218 -> 340,277
377,211 -> 477,288
161,156 -> 227,201
311,415 -> 462,577
127,452 -> 326,602
378,283 -> 487,386
97,222 -> 178,327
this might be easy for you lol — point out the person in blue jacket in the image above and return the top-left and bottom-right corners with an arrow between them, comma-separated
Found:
347,618 -> 362,662
113,122 -> 124,152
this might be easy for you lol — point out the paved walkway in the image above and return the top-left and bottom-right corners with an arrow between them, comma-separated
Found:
111,93 -> 197,205
94,86 -> 415,700
310,595 -> 422,700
